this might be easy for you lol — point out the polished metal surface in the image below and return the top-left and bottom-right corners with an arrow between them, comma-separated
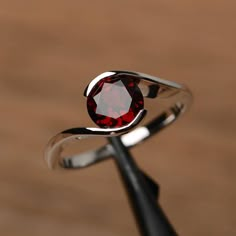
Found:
45,71 -> 193,170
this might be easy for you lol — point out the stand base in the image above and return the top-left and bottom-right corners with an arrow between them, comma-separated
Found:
108,136 -> 177,236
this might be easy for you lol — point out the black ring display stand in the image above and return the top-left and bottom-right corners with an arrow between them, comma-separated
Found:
108,136 -> 177,236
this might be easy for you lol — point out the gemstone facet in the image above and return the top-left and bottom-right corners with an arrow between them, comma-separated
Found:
87,74 -> 144,128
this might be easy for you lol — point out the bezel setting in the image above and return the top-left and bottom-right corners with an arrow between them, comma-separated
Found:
86,72 -> 144,128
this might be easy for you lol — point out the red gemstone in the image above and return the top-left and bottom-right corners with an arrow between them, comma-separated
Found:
87,74 -> 144,128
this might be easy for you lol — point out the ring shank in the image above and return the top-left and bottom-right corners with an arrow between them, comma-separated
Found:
45,71 -> 192,169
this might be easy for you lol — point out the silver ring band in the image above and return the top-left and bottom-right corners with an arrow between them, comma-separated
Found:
45,71 -> 192,170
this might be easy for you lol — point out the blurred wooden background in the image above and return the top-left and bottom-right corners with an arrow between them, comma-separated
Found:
0,1 -> 235,235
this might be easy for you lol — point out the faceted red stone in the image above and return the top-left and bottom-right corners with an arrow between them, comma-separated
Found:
87,74 -> 144,128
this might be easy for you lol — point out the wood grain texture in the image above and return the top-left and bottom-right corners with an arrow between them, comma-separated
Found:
0,1 -> 235,235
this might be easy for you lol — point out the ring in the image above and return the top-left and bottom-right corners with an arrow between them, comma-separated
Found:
45,71 -> 192,170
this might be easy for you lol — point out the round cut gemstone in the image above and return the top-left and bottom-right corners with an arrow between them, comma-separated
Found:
87,74 -> 144,128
